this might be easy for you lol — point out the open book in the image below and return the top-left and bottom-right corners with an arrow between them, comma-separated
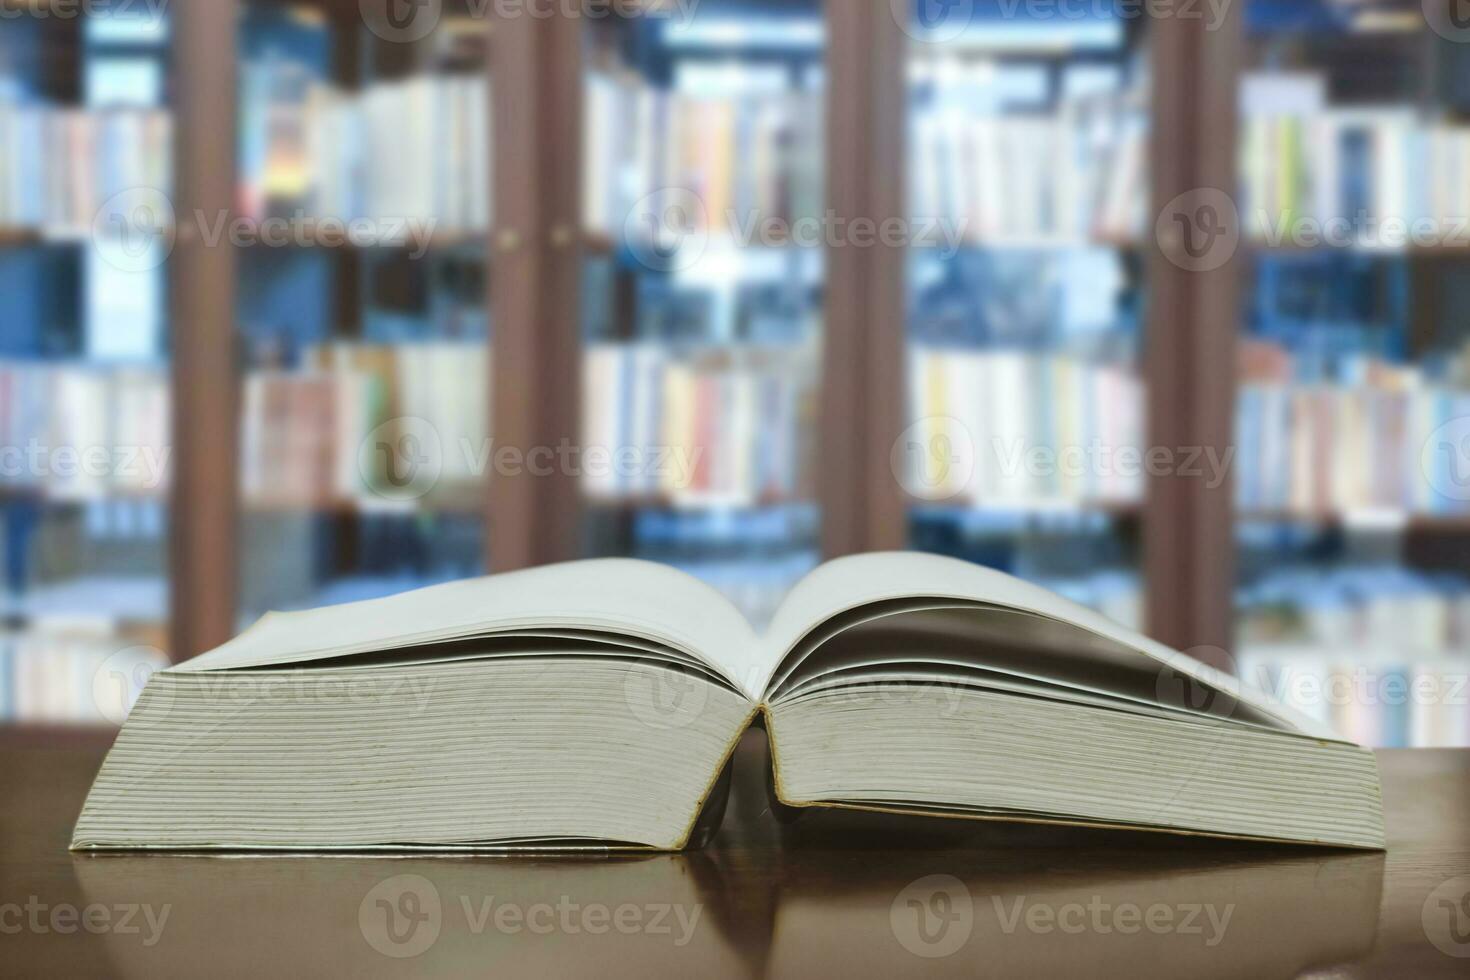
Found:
73,553 -> 1385,852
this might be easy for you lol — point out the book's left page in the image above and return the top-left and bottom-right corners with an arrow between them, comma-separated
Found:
178,558 -> 764,699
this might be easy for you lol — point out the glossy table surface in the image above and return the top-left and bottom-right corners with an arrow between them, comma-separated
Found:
3,733 -> 1469,978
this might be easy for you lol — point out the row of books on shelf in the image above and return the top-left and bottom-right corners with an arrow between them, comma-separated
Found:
3,574 -> 168,629
240,341 -> 489,510
241,59 -> 491,232
583,70 -> 822,241
0,363 -> 169,499
1237,647 -> 1470,748
1236,342 -> 1470,516
904,348 -> 1144,506
663,553 -> 820,631
581,343 -> 818,506
0,104 -> 170,232
613,495 -> 820,628
909,95 -> 1146,245
1037,570 -> 1141,633
0,628 -> 168,726
1239,566 -> 1470,653
1240,72 -> 1470,239
1238,562 -> 1470,746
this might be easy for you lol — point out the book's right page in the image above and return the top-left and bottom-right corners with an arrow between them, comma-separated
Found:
755,552 -> 1384,849
757,551 -> 1337,740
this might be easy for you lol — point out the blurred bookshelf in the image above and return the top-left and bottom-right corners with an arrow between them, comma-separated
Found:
1231,0 -> 1470,746
897,4 -> 1150,630
232,3 -> 490,624
0,6 -> 172,730
573,1 -> 827,627
3,0 -> 1468,749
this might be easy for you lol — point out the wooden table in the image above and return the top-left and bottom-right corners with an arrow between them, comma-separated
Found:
3,733 -> 1469,978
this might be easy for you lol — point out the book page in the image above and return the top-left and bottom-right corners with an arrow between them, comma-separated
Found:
758,552 -> 1338,741
178,559 -> 763,698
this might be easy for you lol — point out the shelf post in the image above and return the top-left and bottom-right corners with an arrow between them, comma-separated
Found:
823,0 -> 908,558
169,0 -> 240,660
488,7 -> 584,571
1144,5 -> 1242,662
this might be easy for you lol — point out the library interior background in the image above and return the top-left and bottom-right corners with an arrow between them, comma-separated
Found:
5,0 -> 1470,749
